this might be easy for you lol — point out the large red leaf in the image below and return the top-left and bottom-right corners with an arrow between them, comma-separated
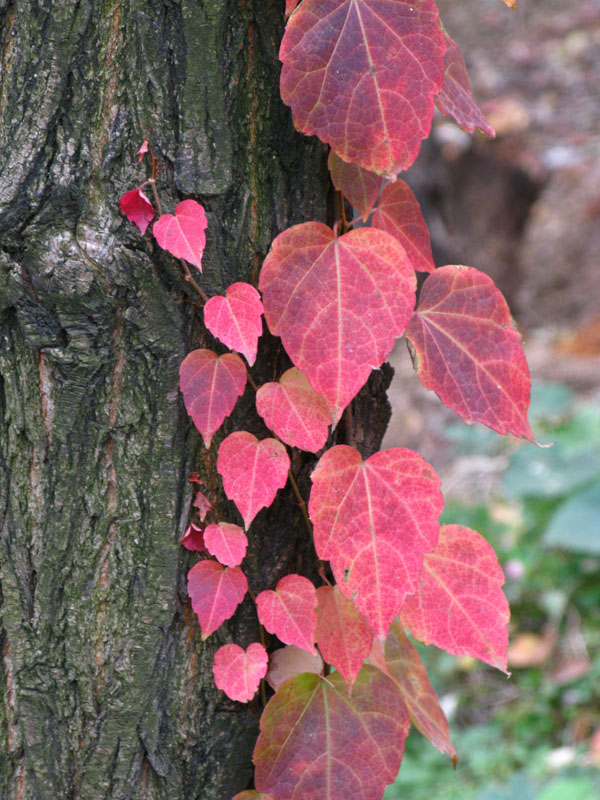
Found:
203,282 -> 264,366
217,432 -> 290,529
254,667 -> 410,800
280,0 -> 446,176
213,642 -> 268,703
204,522 -> 248,568
371,181 -> 435,273
153,199 -> 207,270
120,186 -> 154,235
267,645 -> 323,692
179,349 -> 247,448
328,151 -> 382,223
435,31 -> 495,138
315,585 -> 373,692
309,446 -> 443,639
187,560 -> 248,639
400,524 -> 510,671
256,574 -> 318,654
405,265 -> 535,441
381,621 -> 455,759
260,223 -> 415,422
256,367 -> 330,453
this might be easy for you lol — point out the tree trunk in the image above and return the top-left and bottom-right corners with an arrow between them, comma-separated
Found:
0,2 -> 392,798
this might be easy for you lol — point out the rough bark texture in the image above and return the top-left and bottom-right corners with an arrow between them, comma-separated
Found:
0,2 -> 392,799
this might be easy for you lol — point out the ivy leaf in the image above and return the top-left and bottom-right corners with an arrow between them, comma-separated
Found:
435,31 -> 495,138
260,223 -> 415,423
256,367 -> 331,453
217,432 -> 290,529
192,489 -> 212,521
213,642 -> 268,703
309,446 -> 443,640
254,667 -> 410,800
315,585 -> 373,692
119,186 -> 154,235
371,181 -> 435,273
256,574 -> 318,654
285,0 -> 301,17
153,199 -> 208,270
267,645 -> 324,692
187,560 -> 248,639
136,137 -> 149,163
400,524 -> 510,672
405,265 -> 535,441
204,522 -> 248,568
328,151 -> 382,222
180,522 -> 205,552
280,0 -> 446,176
203,282 -> 264,366
179,349 -> 247,448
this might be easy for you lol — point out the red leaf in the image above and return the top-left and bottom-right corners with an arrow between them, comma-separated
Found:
267,645 -> 324,692
309,446 -> 443,639
256,574 -> 318,654
153,199 -> 208,270
256,367 -> 330,453
180,522 -> 205,552
280,0 -> 446,176
381,621 -> 455,759
435,31 -> 495,138
254,667 -> 410,800
119,186 -> 154,235
405,265 -> 535,441
193,489 -> 212,521
315,585 -> 373,692
187,560 -> 248,639
260,223 -> 415,422
217,432 -> 290,529
203,282 -> 264,366
328,151 -> 382,223
204,522 -> 248,568
285,0 -> 301,17
179,349 -> 247,448
213,642 -> 268,703
136,137 -> 149,163
371,181 -> 435,273
400,524 -> 510,671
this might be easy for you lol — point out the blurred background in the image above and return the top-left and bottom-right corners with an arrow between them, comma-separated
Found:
383,1 -> 600,798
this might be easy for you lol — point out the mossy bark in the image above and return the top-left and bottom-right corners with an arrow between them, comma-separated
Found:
0,2 -> 392,798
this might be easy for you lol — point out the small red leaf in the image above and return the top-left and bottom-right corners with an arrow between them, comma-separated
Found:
217,432 -> 290,529
328,151 -> 382,223
309,446 -> 443,639
119,186 -> 154,235
153,199 -> 208,270
256,574 -> 318,654
400,524 -> 510,671
179,349 -> 247,448
405,265 -> 535,441
203,282 -> 264,366
267,645 -> 324,692
180,522 -> 205,552
256,367 -> 330,453
204,522 -> 248,568
280,0 -> 446,176
371,181 -> 435,273
187,560 -> 248,639
193,489 -> 212,521
136,137 -> 149,163
435,31 -> 495,138
260,223 -> 415,422
315,585 -> 373,692
213,642 -> 268,703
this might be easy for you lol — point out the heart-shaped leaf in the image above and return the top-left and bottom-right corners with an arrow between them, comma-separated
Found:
217,432 -> 290,529
187,560 -> 248,639
266,645 -> 324,692
256,574 -> 318,654
328,151 -> 382,223
203,282 -> 264,366
153,199 -> 208,270
120,186 -> 154,235
371,181 -> 435,273
213,642 -> 268,702
204,522 -> 248,568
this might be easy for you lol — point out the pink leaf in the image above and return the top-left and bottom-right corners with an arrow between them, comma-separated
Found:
371,181 -> 435,273
256,367 -> 331,453
153,199 -> 208,270
217,432 -> 290,529
180,522 -> 205,552
285,0 -> 301,17
267,645 -> 324,692
256,574 -> 318,654
400,524 -> 510,671
203,282 -> 264,366
309,446 -> 443,639
204,522 -> 248,568
119,186 -> 154,235
328,151 -> 382,223
179,349 -> 247,448
136,137 -> 149,163
213,642 -> 268,703
193,489 -> 212,521
187,560 -> 248,639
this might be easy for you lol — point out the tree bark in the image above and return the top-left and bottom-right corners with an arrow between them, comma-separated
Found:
0,2 -> 392,798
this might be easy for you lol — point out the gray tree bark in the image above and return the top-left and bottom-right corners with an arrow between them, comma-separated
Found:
0,2 -> 392,798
